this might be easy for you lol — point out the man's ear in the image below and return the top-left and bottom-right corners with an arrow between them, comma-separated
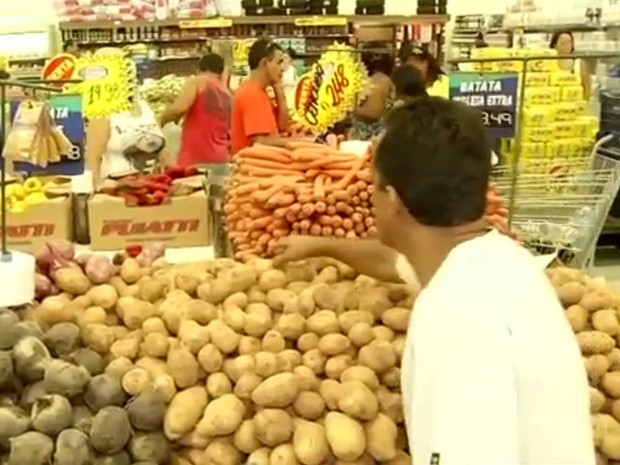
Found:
386,185 -> 405,216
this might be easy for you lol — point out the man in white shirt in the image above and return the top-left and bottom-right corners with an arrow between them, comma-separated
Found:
274,98 -> 595,465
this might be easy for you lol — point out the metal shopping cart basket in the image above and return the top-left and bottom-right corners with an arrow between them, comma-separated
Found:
492,134 -> 620,269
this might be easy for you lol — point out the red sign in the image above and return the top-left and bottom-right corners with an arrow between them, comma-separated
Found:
1,223 -> 55,238
42,54 -> 77,83
101,219 -> 201,236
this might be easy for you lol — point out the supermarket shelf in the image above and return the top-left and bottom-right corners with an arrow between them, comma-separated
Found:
58,14 -> 449,30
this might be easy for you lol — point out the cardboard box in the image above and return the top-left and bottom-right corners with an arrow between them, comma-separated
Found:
88,191 -> 210,251
1,196 -> 73,255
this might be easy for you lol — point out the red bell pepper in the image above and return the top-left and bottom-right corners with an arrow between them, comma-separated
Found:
183,166 -> 199,177
125,244 -> 143,258
165,164 -> 185,179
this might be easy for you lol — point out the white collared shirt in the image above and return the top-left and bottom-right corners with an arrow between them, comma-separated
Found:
398,231 -> 595,465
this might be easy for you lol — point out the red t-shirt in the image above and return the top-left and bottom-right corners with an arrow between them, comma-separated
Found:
178,77 -> 232,166
231,80 -> 278,154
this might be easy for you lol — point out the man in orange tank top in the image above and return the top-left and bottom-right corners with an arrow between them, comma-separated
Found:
231,39 -> 295,154
160,53 -> 232,171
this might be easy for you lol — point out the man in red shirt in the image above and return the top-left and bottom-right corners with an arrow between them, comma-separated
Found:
160,53 -> 232,170
231,39 -> 292,154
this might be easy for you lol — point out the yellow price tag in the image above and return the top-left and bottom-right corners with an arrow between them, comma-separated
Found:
294,16 -> 347,27
179,18 -> 233,28
0,56 -> 7,72
294,43 -> 369,133
68,54 -> 134,118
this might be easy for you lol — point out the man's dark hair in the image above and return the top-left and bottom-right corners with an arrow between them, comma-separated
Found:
391,65 -> 427,99
248,39 -> 282,70
549,30 -> 575,52
199,53 -> 225,74
375,98 -> 491,227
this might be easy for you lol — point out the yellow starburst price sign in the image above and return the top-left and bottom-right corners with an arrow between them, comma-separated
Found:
67,53 -> 135,118
294,43 -> 369,133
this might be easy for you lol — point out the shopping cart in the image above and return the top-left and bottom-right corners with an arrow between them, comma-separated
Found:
492,134 -> 620,269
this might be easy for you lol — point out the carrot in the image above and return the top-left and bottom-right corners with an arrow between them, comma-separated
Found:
240,166 -> 301,177
249,208 -> 270,219
286,212 -> 298,223
351,212 -> 363,224
356,169 -> 372,183
365,217 -> 375,228
317,215 -> 332,226
334,228 -> 346,238
351,196 -> 361,205
238,146 -> 292,163
323,169 -> 349,179
301,204 -> 315,217
313,175 -> 326,200
277,193 -> 296,207
342,218 -> 354,230
252,144 -> 294,155
322,226 -> 334,236
289,203 -> 302,213
241,158 -> 292,170
345,231 -> 357,239
299,219 -> 311,230
249,217 -> 272,230
297,194 -> 313,204
331,215 -> 343,228
286,141 -> 329,150
304,169 -> 320,179
309,223 -> 322,236
354,223 -> 365,234
235,182 -> 262,196
274,207 -> 288,218
315,202 -> 327,213
252,184 -> 284,203
359,191 -> 369,201
272,229 -> 289,239
367,226 -> 378,236
326,206 -> 337,216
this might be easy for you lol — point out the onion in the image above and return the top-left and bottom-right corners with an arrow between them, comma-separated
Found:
35,273 -> 53,300
36,240 -> 76,275
85,255 -> 116,284
75,253 -> 93,270
136,243 -> 166,267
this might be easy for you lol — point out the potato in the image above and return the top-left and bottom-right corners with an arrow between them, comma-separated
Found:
206,372 -> 233,398
338,311 -> 374,334
55,268 -> 92,295
603,372 -> 620,398
303,349 -> 327,375
105,357 -> 133,378
270,443 -> 299,465
0,406 -> 29,444
365,413 -> 397,461
31,394 -> 72,436
234,420 -> 261,454
166,341 -> 199,389
208,320 -> 240,354
263,330 -> 286,353
293,420 -> 330,465
128,431 -> 170,464
577,331 -> 616,355
318,334 -> 351,356
592,387 -> 606,413
376,387 -> 403,424
153,374 -> 177,402
254,351 -> 278,378
53,428 -> 92,465
234,373 -> 263,400
565,305 -> 588,332
556,282 -> 585,307
381,367 -> 401,389
44,322 -> 80,356
325,412 -> 366,461
82,324 -> 115,353
238,336 -> 262,355
307,311 -> 339,336
164,386 -> 208,440
178,320 -> 210,354
110,338 -> 140,360
259,269 -> 287,292
347,323 -> 375,348
610,348 -> 620,372
276,314 -> 306,341
85,374 -> 126,412
252,372 -> 299,408
380,308 -> 410,332
325,355 -> 354,380
223,304 -> 246,333
293,391 -> 325,420
581,290 -> 616,312
122,367 -> 151,396
277,350 -> 303,372
319,379 -> 344,410
7,431 -> 54,465
340,366 -> 380,391
244,304 -> 273,338
594,310 -> 620,336
293,366 -> 319,391
43,359 -> 91,397
141,332 -> 170,358
337,381 -> 378,420
267,289 -> 298,312
358,341 -> 396,374
586,354 -> 611,383
87,284 -> 118,310
196,393 -> 245,437
297,333 -> 320,353
90,406 -> 131,454
120,258 -> 142,283
253,408 -> 293,446
203,437 -> 243,465
198,344 -> 223,373
126,387 -> 166,431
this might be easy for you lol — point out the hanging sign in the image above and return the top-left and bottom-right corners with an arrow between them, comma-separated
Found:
294,17 -> 348,27
66,53 -> 135,119
2,94 -> 85,175
42,54 -> 77,85
179,18 -> 233,28
294,43 -> 368,133
449,72 -> 519,138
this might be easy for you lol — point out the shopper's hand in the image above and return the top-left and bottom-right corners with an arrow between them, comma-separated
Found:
272,236 -> 323,268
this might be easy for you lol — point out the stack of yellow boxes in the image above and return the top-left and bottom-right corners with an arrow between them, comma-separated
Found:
470,47 -> 599,174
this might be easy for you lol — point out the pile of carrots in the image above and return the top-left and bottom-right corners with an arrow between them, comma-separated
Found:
486,183 -> 516,239
225,142 -> 376,260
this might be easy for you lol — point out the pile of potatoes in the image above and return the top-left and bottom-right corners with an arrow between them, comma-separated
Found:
0,306 -> 170,465
550,267 -> 620,464
25,255 -> 415,465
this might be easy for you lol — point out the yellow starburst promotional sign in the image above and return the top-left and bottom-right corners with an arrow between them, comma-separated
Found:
67,53 -> 135,118
294,43 -> 368,133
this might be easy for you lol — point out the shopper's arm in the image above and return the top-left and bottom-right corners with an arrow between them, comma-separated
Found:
272,82 -> 291,133
579,58 -> 592,101
355,75 -> 391,120
85,117 -> 111,187
159,79 -> 197,126
273,237 -> 404,283
414,311 -> 519,465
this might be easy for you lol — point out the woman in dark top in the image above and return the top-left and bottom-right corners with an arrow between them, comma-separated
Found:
391,64 -> 428,105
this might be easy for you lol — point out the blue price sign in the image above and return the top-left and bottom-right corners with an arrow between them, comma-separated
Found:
449,73 -> 519,139
2,94 -> 85,175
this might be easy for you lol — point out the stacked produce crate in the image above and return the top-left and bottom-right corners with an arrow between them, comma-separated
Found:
469,47 -> 599,173
355,0 -> 384,15
417,0 -> 447,14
